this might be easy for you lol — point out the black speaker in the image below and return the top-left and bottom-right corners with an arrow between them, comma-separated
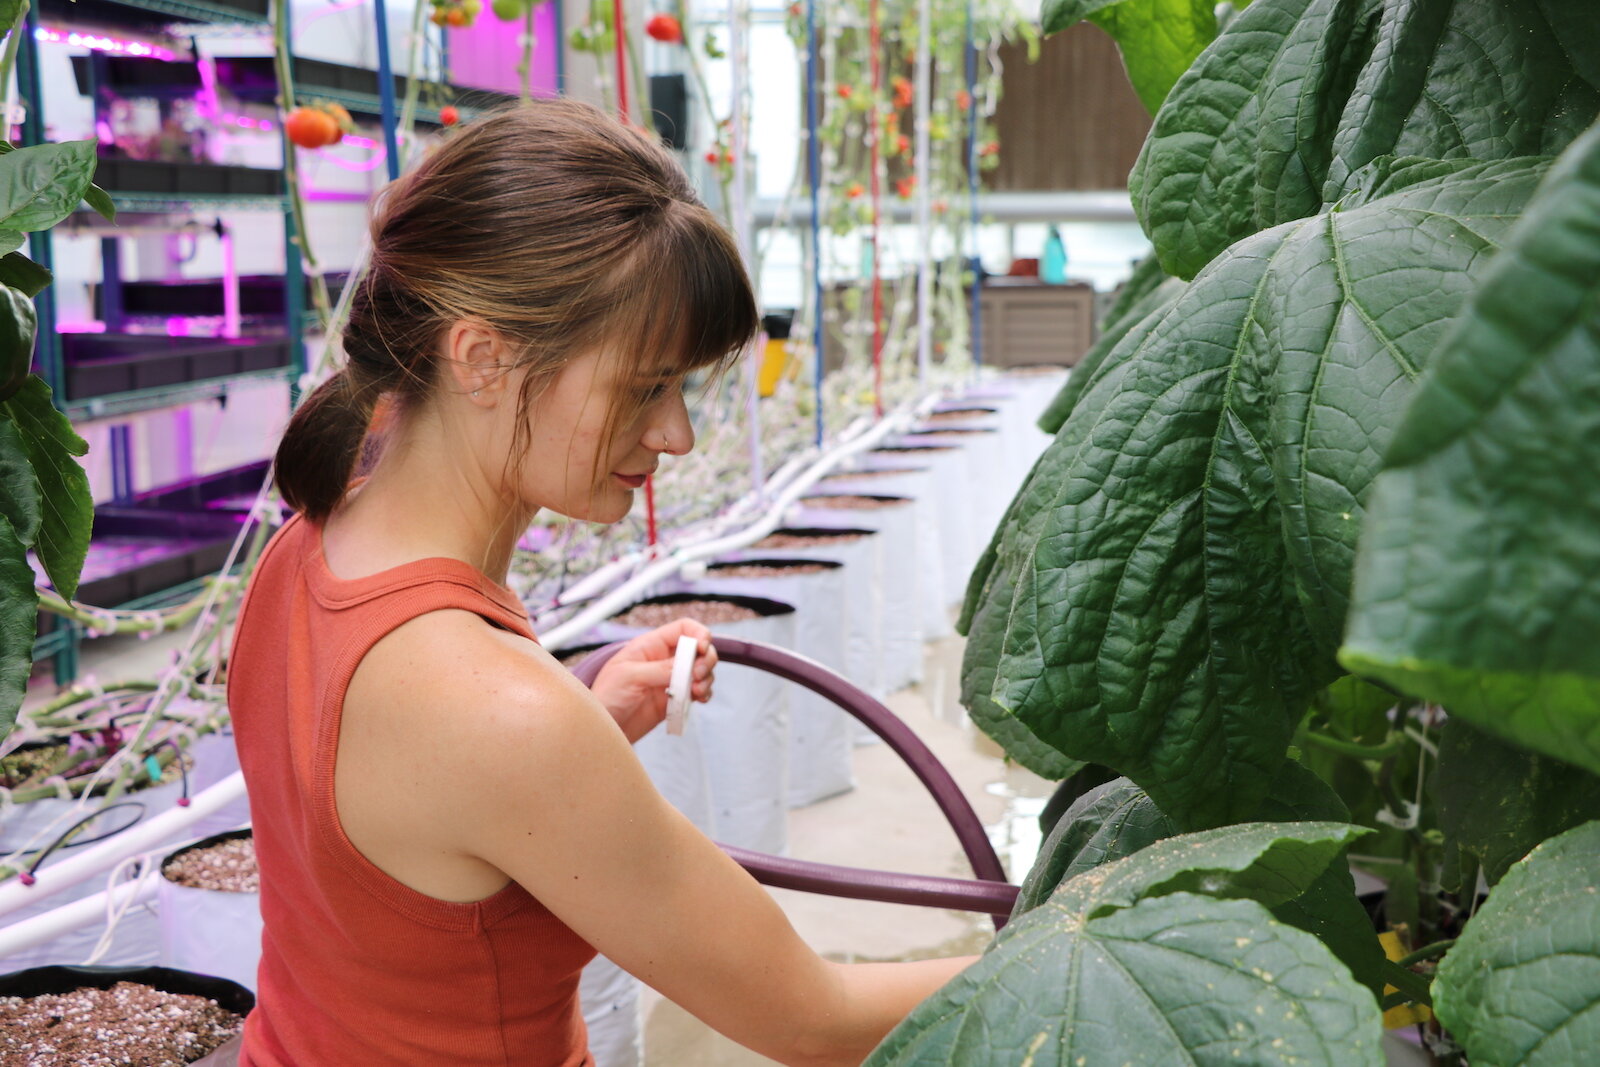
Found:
649,73 -> 690,151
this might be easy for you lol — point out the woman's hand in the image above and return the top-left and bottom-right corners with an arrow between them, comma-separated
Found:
588,620 -> 717,743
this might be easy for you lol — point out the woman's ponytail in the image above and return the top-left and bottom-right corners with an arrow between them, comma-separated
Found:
273,369 -> 378,522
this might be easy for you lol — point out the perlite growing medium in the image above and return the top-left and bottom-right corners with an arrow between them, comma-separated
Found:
710,564 -> 834,579
754,532 -> 868,550
162,837 -> 258,893
610,599 -> 763,628
0,982 -> 244,1066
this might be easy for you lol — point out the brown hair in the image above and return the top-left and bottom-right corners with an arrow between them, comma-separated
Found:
274,98 -> 759,521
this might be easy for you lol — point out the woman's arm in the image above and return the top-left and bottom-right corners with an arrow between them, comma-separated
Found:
372,613 -> 977,1066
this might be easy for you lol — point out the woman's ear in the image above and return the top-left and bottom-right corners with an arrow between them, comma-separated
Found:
444,320 -> 509,405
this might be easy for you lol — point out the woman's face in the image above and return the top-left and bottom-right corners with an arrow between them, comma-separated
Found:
511,348 -> 695,524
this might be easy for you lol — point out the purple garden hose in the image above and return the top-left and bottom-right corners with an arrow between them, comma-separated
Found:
571,637 -> 1020,927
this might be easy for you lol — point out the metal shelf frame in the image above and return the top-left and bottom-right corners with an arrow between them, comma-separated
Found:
20,0 -> 308,684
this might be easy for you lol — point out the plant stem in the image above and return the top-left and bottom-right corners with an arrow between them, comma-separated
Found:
395,0 -> 429,170
1302,729 -> 1406,761
1380,959 -> 1434,1007
518,3 -> 536,100
270,0 -> 333,331
0,0 -> 29,134
1397,939 -> 1456,968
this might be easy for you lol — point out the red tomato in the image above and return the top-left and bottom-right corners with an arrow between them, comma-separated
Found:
836,84 -> 853,100
440,105 -> 460,126
645,13 -> 683,42
285,107 -> 338,149
704,150 -> 720,164
955,89 -> 972,111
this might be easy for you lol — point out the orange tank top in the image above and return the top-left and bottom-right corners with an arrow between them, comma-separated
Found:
226,514 -> 598,1066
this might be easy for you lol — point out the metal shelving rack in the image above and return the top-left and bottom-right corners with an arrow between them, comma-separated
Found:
21,0 -> 301,682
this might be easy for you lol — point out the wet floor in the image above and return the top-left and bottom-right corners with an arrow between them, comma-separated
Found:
639,632 -> 1053,1065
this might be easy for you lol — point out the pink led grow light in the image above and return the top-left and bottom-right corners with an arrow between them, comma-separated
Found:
34,27 -> 178,62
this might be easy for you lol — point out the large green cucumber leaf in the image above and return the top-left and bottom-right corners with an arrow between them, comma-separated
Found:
1340,126 -> 1600,776
1323,0 -> 1600,198
1129,0 -> 1381,279
1041,0 -> 1219,114
1050,820 -> 1368,920
1433,718 -> 1600,887
972,159 -> 1547,829
2,377 -> 92,601
1132,0 -> 1599,280
1018,760 -> 1347,913
1018,765 -> 1386,997
1037,274 -> 1186,435
868,823 -> 1381,1066
1433,821 -> 1600,1066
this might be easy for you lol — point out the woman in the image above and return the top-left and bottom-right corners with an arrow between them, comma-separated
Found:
223,99 -> 976,1066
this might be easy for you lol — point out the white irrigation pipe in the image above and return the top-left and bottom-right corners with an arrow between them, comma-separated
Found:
0,871 -> 162,965
0,772 -> 246,925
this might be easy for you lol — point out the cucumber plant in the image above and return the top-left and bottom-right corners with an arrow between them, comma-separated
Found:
882,0 -> 1600,1062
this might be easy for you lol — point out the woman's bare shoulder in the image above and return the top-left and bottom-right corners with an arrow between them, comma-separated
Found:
349,608 -> 605,751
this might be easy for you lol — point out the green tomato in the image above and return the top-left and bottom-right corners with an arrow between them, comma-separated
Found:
0,284 -> 36,404
491,0 -> 523,19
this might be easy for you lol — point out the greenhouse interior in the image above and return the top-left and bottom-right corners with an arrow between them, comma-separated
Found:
0,0 -> 1595,1063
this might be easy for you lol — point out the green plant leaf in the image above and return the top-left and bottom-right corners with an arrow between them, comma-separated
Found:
1041,0 -> 1219,113
1037,274 -> 1186,435
1432,821 -> 1600,1066
1131,0 -> 1599,279
0,141 -> 103,233
82,184 -> 116,223
1312,676 -> 1396,745
0,511 -> 37,740
1340,125 -> 1600,778
0,231 -> 23,256
971,158 -> 1547,828
1049,820 -> 1368,920
1433,718 -> 1600,888
0,251 -> 51,298
1017,759 -> 1349,914
866,893 -> 1383,1066
0,414 -> 42,550
1,377 -> 91,601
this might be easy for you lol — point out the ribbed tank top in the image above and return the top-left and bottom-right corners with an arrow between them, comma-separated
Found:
226,514 -> 598,1066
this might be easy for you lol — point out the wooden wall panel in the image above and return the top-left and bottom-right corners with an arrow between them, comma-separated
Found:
986,24 -> 1152,191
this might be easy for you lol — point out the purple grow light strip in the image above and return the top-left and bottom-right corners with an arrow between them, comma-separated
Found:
34,27 -> 177,62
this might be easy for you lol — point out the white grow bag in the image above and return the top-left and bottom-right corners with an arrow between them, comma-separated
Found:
677,559 -> 855,808
157,828 -> 261,992
905,426 -> 1009,563
871,442 -> 974,609
818,463 -> 949,641
578,954 -> 642,1067
790,495 -> 922,697
0,729 -> 240,972
595,592 -> 797,856
731,527 -> 884,703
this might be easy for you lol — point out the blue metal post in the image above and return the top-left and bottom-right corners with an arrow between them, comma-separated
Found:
277,0 -> 307,396
805,0 -> 824,448
965,0 -> 982,370
373,0 -> 402,181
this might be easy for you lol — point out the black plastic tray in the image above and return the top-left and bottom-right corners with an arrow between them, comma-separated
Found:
61,332 -> 291,400
98,273 -> 350,319
92,157 -> 284,199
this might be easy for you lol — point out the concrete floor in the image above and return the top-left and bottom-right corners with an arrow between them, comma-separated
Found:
639,633 -> 1053,1065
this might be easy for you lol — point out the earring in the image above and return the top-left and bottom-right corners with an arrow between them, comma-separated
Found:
472,389 -> 481,397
